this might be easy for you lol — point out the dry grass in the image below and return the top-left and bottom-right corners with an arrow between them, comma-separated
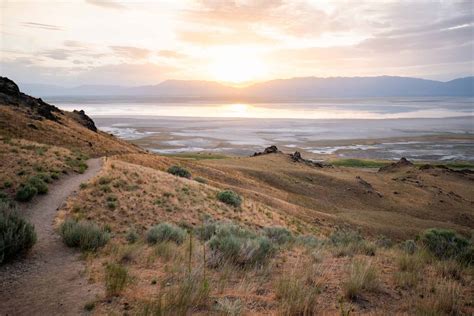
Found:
343,259 -> 379,300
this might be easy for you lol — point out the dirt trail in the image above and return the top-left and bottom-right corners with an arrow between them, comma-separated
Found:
0,158 -> 103,316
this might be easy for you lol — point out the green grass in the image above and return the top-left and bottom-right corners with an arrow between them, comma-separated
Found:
163,153 -> 228,160
330,159 -> 389,168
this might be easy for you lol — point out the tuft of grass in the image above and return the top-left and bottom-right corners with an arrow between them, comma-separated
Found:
276,271 -> 320,315
194,176 -> 207,184
215,297 -> 243,316
105,262 -> 128,296
343,259 -> 379,300
217,190 -> 242,207
0,202 -> 37,264
27,176 -> 48,194
167,166 -> 191,179
415,279 -> 461,315
59,219 -> 110,251
146,223 -> 186,245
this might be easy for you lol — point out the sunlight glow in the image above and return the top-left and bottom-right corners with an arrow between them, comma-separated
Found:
208,48 -> 268,83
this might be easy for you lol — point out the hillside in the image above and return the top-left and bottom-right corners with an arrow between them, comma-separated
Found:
0,77 -> 473,315
21,76 -> 474,98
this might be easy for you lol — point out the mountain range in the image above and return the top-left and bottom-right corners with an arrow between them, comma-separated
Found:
19,76 -> 474,98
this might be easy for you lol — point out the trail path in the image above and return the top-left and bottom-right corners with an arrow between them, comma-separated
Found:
0,158 -> 103,315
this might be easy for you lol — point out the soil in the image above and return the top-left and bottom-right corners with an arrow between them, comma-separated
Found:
0,158 -> 103,316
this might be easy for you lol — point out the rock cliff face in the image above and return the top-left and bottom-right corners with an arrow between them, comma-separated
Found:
70,110 -> 97,132
378,157 -> 414,172
0,76 -> 62,122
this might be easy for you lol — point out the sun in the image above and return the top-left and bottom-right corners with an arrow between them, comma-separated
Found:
208,48 -> 267,84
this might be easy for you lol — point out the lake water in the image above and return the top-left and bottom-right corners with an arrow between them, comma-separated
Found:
49,96 -> 474,161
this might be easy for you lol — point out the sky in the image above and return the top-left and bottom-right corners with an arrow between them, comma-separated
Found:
1,0 -> 473,86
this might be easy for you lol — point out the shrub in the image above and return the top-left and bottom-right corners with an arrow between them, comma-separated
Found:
217,190 -> 242,207
167,166 -> 191,179
420,228 -> 471,262
400,239 -> 417,255
146,223 -> 186,245
0,202 -> 37,263
195,221 -> 217,241
37,172 -> 52,183
329,229 -> 362,245
28,176 -> 48,194
59,219 -> 110,251
343,260 -> 379,300
208,223 -> 275,267
375,235 -> 393,248
295,235 -> 321,248
15,184 -> 37,202
263,226 -> 293,245
105,263 -> 128,296
126,227 -> 139,244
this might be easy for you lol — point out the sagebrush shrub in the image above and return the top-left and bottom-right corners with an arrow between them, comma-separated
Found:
146,223 -> 186,245
420,228 -> 471,263
263,226 -> 293,245
208,223 -> 275,267
217,190 -> 242,207
0,202 -> 37,263
59,219 -> 110,251
167,166 -> 191,179
15,184 -> 37,202
126,227 -> 139,244
28,176 -> 48,194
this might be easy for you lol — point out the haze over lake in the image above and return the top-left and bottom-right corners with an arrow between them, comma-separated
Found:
51,96 -> 474,161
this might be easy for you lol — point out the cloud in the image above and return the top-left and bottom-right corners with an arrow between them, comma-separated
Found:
110,46 -> 151,59
85,0 -> 125,9
157,50 -> 187,59
21,22 -> 62,31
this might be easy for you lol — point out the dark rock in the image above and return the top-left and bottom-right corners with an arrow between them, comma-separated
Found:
290,151 -> 303,162
252,145 -> 280,156
378,157 -> 414,172
0,77 -> 20,97
70,110 -> 97,132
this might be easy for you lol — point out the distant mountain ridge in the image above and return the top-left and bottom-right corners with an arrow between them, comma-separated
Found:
20,76 -> 474,98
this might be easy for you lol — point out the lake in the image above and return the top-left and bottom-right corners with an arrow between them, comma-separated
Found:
48,96 -> 474,161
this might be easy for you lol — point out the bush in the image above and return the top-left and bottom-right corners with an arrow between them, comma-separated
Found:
295,235 -> 321,248
167,166 -> 191,179
263,226 -> 293,245
0,202 -> 37,263
126,227 -> 139,244
329,229 -> 362,246
28,176 -> 48,194
208,223 -> 275,267
400,239 -> 417,255
59,219 -> 110,251
195,220 -> 217,241
105,263 -> 128,296
217,190 -> 242,207
146,223 -> 186,245
420,228 -> 471,262
343,259 -> 379,300
15,184 -> 37,202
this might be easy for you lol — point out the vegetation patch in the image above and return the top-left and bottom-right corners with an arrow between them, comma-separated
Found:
0,202 -> 37,264
105,262 -> 129,296
167,165 -> 191,179
146,222 -> 186,245
263,226 -> 293,245
330,158 -> 389,168
420,228 -> 472,264
343,259 -> 379,300
59,219 -> 110,251
208,223 -> 275,267
217,190 -> 242,207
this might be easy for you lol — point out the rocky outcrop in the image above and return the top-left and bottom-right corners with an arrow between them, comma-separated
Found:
252,145 -> 280,156
289,151 -> 324,168
70,110 -> 97,132
378,157 -> 414,172
0,76 -> 62,122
